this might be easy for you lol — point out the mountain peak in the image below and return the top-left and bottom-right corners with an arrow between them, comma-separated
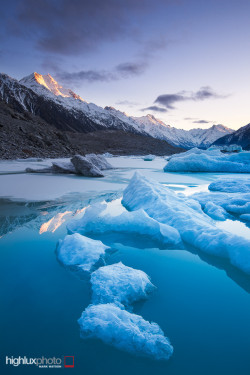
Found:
20,72 -> 84,102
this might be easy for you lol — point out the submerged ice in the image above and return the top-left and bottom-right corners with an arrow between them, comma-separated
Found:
78,303 -> 173,360
90,262 -> 155,307
67,202 -> 181,247
122,173 -> 250,274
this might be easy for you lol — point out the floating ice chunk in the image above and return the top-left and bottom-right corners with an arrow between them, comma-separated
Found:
67,202 -> 181,247
193,191 -> 250,217
143,155 -> 155,161
78,303 -> 173,360
85,154 -> 113,170
164,148 -> 250,173
122,173 -> 250,274
51,161 -> 76,173
204,201 -> 228,221
90,262 -> 155,307
71,155 -> 104,177
57,233 -> 109,271
209,179 -> 250,193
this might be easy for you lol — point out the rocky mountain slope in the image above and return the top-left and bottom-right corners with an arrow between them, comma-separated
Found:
0,100 -> 183,159
213,123 -> 250,150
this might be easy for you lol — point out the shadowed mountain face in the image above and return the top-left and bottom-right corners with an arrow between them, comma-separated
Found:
213,123 -> 250,150
0,100 -> 183,159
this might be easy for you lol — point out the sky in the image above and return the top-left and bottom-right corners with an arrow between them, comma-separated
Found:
1,0 -> 250,130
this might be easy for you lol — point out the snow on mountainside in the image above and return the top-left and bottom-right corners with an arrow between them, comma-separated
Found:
1,72 -> 233,148
20,73 -> 84,101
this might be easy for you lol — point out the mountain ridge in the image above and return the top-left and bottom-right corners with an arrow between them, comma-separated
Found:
0,72 -> 234,149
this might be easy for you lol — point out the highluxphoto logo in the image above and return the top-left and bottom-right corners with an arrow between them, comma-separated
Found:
5,355 -> 75,369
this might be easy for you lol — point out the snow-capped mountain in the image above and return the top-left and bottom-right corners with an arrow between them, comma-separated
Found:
20,73 -> 84,101
0,72 -> 233,148
105,110 -> 233,148
213,123 -> 250,150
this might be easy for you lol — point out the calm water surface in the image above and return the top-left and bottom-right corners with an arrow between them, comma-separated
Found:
0,158 -> 250,375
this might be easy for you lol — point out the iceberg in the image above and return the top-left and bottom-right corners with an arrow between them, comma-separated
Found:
208,178 -> 250,193
90,262 -> 155,307
57,233 -> 109,271
143,155 -> 155,161
192,192 -> 250,217
122,173 -> 250,274
67,202 -> 181,247
164,148 -> 250,173
85,154 -> 114,170
78,303 -> 173,360
71,155 -> 104,177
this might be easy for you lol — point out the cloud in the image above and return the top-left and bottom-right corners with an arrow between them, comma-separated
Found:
155,87 -> 228,110
115,62 -> 147,77
55,61 -> 146,85
192,120 -> 210,124
116,100 -> 139,107
11,0 -> 169,56
141,105 -> 167,113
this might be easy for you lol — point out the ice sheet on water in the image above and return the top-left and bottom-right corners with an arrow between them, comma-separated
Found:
78,303 -> 173,360
192,191 -> 250,217
122,173 -> 250,274
209,178 -> 250,193
57,233 -> 109,271
67,202 -> 181,247
90,262 -> 155,307
164,148 -> 250,173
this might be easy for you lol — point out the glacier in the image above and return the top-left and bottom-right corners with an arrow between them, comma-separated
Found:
90,262 -> 155,307
164,148 -> 250,173
67,202 -> 181,247
78,303 -> 173,360
122,173 -> 250,274
57,233 -> 109,271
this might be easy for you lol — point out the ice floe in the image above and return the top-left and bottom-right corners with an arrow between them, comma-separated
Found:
26,153 -> 113,177
78,303 -> 173,360
122,173 -> 250,274
164,148 -> 250,173
208,178 -> 250,193
90,262 -> 155,307
67,202 -> 181,247
192,192 -> 250,218
57,233 -> 109,271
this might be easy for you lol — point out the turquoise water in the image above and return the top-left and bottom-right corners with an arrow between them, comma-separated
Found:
0,158 -> 250,374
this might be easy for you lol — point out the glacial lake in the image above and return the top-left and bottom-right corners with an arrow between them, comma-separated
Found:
0,156 -> 250,375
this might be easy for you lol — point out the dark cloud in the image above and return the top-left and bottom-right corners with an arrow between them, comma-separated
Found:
115,62 -> 147,77
155,87 -> 227,109
192,120 -> 210,124
55,61 -> 146,85
116,100 -> 139,107
11,0 -> 169,56
141,105 -> 167,113
56,70 -> 114,84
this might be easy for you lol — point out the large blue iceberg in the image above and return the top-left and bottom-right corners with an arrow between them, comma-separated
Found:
164,148 -> 250,173
67,202 -> 181,247
122,173 -> 250,274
